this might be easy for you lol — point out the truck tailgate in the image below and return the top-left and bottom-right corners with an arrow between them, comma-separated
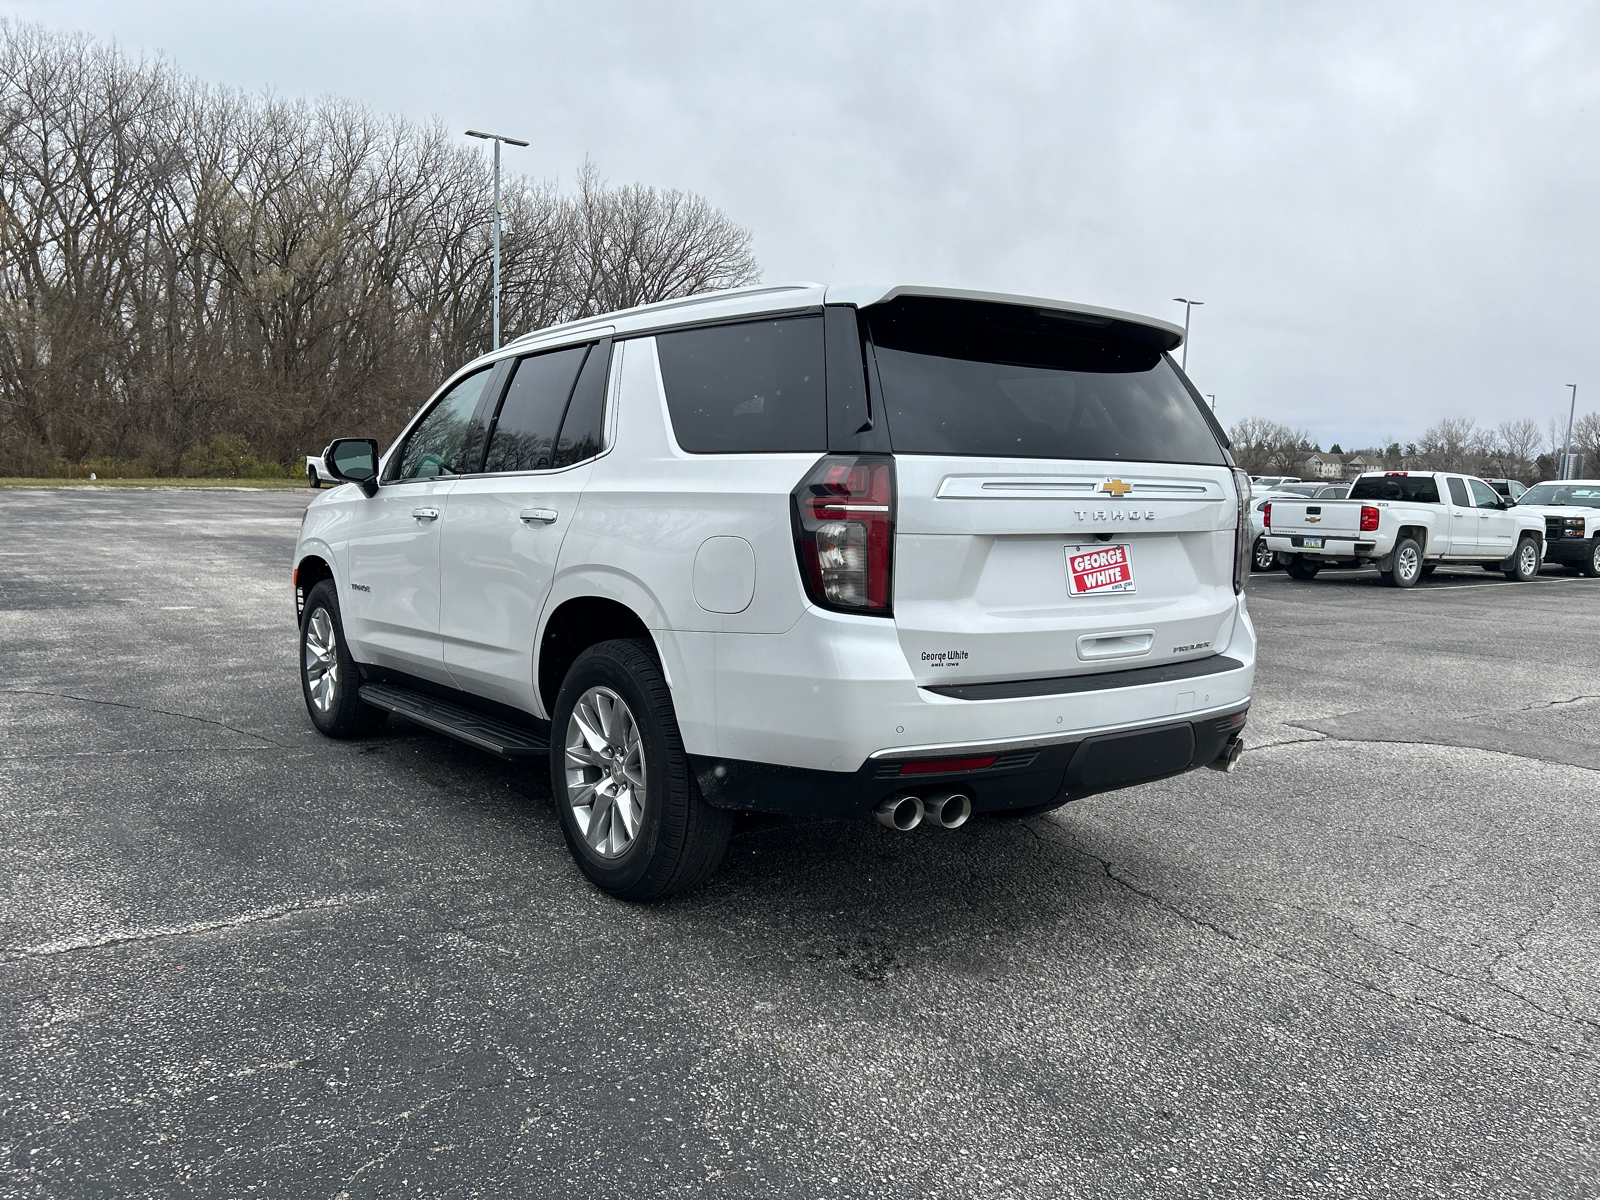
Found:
1267,498 -> 1363,536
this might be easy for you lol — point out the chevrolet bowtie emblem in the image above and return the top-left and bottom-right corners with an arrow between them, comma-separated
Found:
1099,478 -> 1132,497
1306,516 -> 1321,523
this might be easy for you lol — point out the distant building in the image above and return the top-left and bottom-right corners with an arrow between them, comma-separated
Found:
1292,451 -> 1380,480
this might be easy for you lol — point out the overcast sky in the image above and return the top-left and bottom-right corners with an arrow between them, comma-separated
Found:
10,0 -> 1598,449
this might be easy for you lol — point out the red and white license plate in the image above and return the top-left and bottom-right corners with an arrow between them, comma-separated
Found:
1065,543 -> 1137,596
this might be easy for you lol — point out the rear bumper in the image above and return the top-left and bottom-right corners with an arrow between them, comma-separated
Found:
691,704 -> 1249,818
664,593 -> 1254,776
1263,535 -> 1378,558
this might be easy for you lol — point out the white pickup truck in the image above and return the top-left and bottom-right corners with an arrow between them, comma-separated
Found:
1262,470 -> 1545,588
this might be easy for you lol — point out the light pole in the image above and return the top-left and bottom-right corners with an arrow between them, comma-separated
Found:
1172,297 -> 1204,372
1206,393 -> 1216,412
1562,383 -> 1578,478
465,129 -> 529,350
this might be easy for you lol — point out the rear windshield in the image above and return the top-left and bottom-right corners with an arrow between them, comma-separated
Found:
862,297 -> 1226,464
1349,475 -> 1442,503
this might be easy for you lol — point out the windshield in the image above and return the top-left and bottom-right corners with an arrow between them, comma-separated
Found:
864,297 -> 1226,464
1348,474 -> 1442,503
1519,483 -> 1600,508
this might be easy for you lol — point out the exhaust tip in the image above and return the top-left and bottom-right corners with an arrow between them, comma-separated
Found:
924,790 -> 973,829
1206,736 -> 1245,773
873,793 -> 924,832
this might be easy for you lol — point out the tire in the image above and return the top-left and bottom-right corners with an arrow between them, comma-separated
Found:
300,580 -> 388,738
307,466 -> 321,489
550,638 -> 732,901
1583,539 -> 1600,578
1251,536 -> 1278,572
1285,557 -> 1321,580
1504,536 -> 1541,582
1379,537 -> 1423,588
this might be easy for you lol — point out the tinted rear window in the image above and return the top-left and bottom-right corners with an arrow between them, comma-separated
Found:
656,316 -> 826,453
863,297 -> 1225,464
1349,475 -> 1442,503
483,346 -> 587,473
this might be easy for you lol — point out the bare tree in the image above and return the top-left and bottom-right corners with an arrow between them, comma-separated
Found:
0,20 -> 764,474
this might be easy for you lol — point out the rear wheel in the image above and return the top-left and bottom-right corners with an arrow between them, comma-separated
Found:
1251,536 -> 1277,572
1504,536 -> 1541,582
307,466 -> 321,489
1583,539 -> 1600,578
550,639 -> 731,901
299,580 -> 387,737
1380,537 -> 1423,588
1285,557 -> 1321,580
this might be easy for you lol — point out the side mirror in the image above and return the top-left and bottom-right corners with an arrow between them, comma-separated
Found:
324,438 -> 381,497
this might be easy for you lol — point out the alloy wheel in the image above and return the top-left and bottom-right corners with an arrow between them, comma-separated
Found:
1253,537 -> 1275,571
1519,541 -> 1540,577
1397,544 -> 1420,584
564,686 -> 647,859
304,608 -> 339,712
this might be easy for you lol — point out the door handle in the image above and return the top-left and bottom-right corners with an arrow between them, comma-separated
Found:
411,507 -> 440,521
520,508 -> 559,525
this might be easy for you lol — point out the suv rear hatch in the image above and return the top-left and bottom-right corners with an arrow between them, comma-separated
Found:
858,296 -> 1243,688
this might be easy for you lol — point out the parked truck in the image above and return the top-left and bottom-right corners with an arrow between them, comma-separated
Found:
1261,471 -> 1545,588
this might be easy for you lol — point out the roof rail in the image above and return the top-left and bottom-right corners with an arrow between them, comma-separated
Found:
505,282 -> 821,349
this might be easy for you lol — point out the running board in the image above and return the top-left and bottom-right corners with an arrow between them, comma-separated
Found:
358,683 -> 550,760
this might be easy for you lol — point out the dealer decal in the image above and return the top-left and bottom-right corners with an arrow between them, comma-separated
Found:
1064,543 -> 1136,596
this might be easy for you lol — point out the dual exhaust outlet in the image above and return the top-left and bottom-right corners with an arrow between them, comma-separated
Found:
873,790 -> 973,832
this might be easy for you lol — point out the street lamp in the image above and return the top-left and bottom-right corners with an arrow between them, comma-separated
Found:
1172,298 -> 1204,372
1206,393 -> 1216,412
1562,383 -> 1578,479
465,129 -> 529,350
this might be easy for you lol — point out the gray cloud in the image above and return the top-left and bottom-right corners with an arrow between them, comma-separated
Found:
14,0 -> 1598,448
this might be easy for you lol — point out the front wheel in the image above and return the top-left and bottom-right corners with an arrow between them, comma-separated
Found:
307,466 -> 321,489
1380,537 -> 1424,588
1504,537 -> 1541,582
1252,536 -> 1278,572
1285,557 -> 1321,580
299,580 -> 387,737
1583,539 -> 1600,578
550,639 -> 731,901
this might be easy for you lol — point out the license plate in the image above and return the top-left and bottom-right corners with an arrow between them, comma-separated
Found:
1302,537 -> 1323,549
1065,543 -> 1136,595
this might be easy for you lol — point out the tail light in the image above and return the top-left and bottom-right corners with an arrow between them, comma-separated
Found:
1360,505 -> 1380,532
792,455 -> 895,615
1262,502 -> 1272,528
1231,467 -> 1251,595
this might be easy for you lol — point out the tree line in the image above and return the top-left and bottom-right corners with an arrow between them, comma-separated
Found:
1227,413 -> 1600,482
0,21 -> 760,477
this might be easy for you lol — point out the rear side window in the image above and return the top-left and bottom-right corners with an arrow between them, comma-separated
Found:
863,297 -> 1226,465
1446,478 -> 1470,506
1350,475 -> 1442,503
553,341 -> 611,468
484,346 -> 588,473
656,316 -> 826,453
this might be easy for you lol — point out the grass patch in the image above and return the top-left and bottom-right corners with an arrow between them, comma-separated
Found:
0,477 -> 314,490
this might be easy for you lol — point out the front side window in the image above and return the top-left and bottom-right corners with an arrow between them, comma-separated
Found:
863,296 -> 1226,465
483,346 -> 588,474
656,316 -> 826,453
1468,479 -> 1502,509
388,368 -> 493,482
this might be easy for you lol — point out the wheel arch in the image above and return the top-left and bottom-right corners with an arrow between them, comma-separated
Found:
294,552 -> 336,621
1396,525 -> 1428,555
537,596 -> 656,717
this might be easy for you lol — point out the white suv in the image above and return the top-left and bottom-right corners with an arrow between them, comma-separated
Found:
293,284 -> 1257,899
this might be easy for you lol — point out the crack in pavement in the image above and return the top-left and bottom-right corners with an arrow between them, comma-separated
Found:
1280,717 -> 1600,773
2,896 -> 363,963
0,688 -> 284,747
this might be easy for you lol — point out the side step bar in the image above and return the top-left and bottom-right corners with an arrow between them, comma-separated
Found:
358,682 -> 550,760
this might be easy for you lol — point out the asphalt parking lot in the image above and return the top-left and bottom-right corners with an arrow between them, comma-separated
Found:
3,487 -> 1598,1199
